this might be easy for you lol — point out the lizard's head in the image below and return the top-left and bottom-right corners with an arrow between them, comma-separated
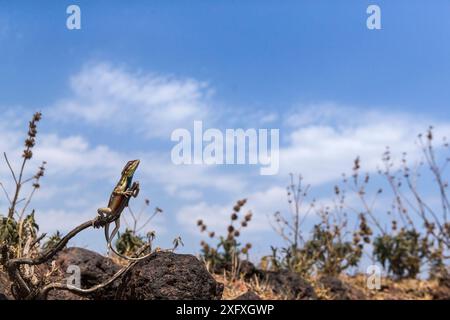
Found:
122,159 -> 140,178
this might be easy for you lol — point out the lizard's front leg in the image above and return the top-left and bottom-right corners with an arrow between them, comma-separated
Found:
120,182 -> 139,198
94,207 -> 112,228
130,181 -> 140,198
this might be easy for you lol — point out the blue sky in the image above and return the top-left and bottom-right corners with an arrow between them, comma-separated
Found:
0,1 -> 449,270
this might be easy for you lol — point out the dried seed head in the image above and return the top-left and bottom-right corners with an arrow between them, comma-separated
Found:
33,112 -> 42,122
22,150 -> 33,159
28,127 -> 37,138
25,138 -> 35,148
353,233 -> 361,244
231,213 -> 238,220
241,221 -> 248,227
197,219 -> 203,226
353,157 -> 360,171
227,225 -> 234,233
234,230 -> 240,237
35,162 -> 46,179
334,185 -> 340,195
209,232 -> 215,238
427,128 -> 433,141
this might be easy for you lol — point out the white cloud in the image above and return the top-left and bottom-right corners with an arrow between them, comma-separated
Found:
36,209 -> 95,233
144,158 -> 248,196
51,63 -> 212,138
35,134 -> 124,178
278,106 -> 450,185
176,105 -> 450,241
177,186 -> 287,235
3,57 -> 450,254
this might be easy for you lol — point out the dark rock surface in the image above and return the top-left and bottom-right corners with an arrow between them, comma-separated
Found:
48,247 -> 120,300
319,275 -> 366,300
258,270 -> 317,300
238,260 -> 258,279
46,248 -> 223,300
211,260 -> 257,279
117,251 -> 223,300
432,270 -> 450,300
1,247 -> 223,300
234,291 -> 261,300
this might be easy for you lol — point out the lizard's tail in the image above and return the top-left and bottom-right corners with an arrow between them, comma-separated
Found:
107,239 -> 153,261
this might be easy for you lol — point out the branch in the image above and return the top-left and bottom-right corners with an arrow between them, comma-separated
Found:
37,244 -> 152,300
5,215 -> 114,299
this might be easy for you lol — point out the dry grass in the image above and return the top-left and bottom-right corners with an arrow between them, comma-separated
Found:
216,272 -> 443,300
214,273 -> 287,300
343,274 -> 438,300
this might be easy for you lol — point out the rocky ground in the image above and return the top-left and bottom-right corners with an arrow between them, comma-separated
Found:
0,247 -> 448,300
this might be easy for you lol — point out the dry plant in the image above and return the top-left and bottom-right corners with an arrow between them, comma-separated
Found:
267,173 -> 365,276
266,174 -> 316,275
268,127 -> 449,279
0,112 -> 172,300
197,199 -> 253,279
115,198 -> 163,257
369,128 -> 449,278
318,127 -> 448,279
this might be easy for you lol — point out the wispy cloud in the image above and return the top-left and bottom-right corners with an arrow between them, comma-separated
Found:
278,105 -> 450,185
3,62 -> 450,254
177,186 -> 287,235
51,63 -> 213,139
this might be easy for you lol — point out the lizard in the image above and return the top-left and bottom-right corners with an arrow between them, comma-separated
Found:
95,159 -> 152,261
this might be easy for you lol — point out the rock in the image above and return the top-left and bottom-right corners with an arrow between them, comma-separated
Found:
48,247 -> 121,300
2,248 -> 223,300
319,276 -> 366,300
432,287 -> 450,300
259,270 -> 317,300
238,260 -> 257,279
234,291 -> 261,300
211,260 -> 257,279
432,270 -> 450,300
117,251 -> 223,300
438,268 -> 450,289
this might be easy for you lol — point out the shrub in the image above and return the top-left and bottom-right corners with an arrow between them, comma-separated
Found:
268,174 -> 366,276
115,228 -> 145,256
114,201 -> 163,256
198,199 -> 253,275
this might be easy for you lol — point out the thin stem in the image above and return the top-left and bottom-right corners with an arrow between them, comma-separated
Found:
0,182 -> 12,204
3,153 -> 17,185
